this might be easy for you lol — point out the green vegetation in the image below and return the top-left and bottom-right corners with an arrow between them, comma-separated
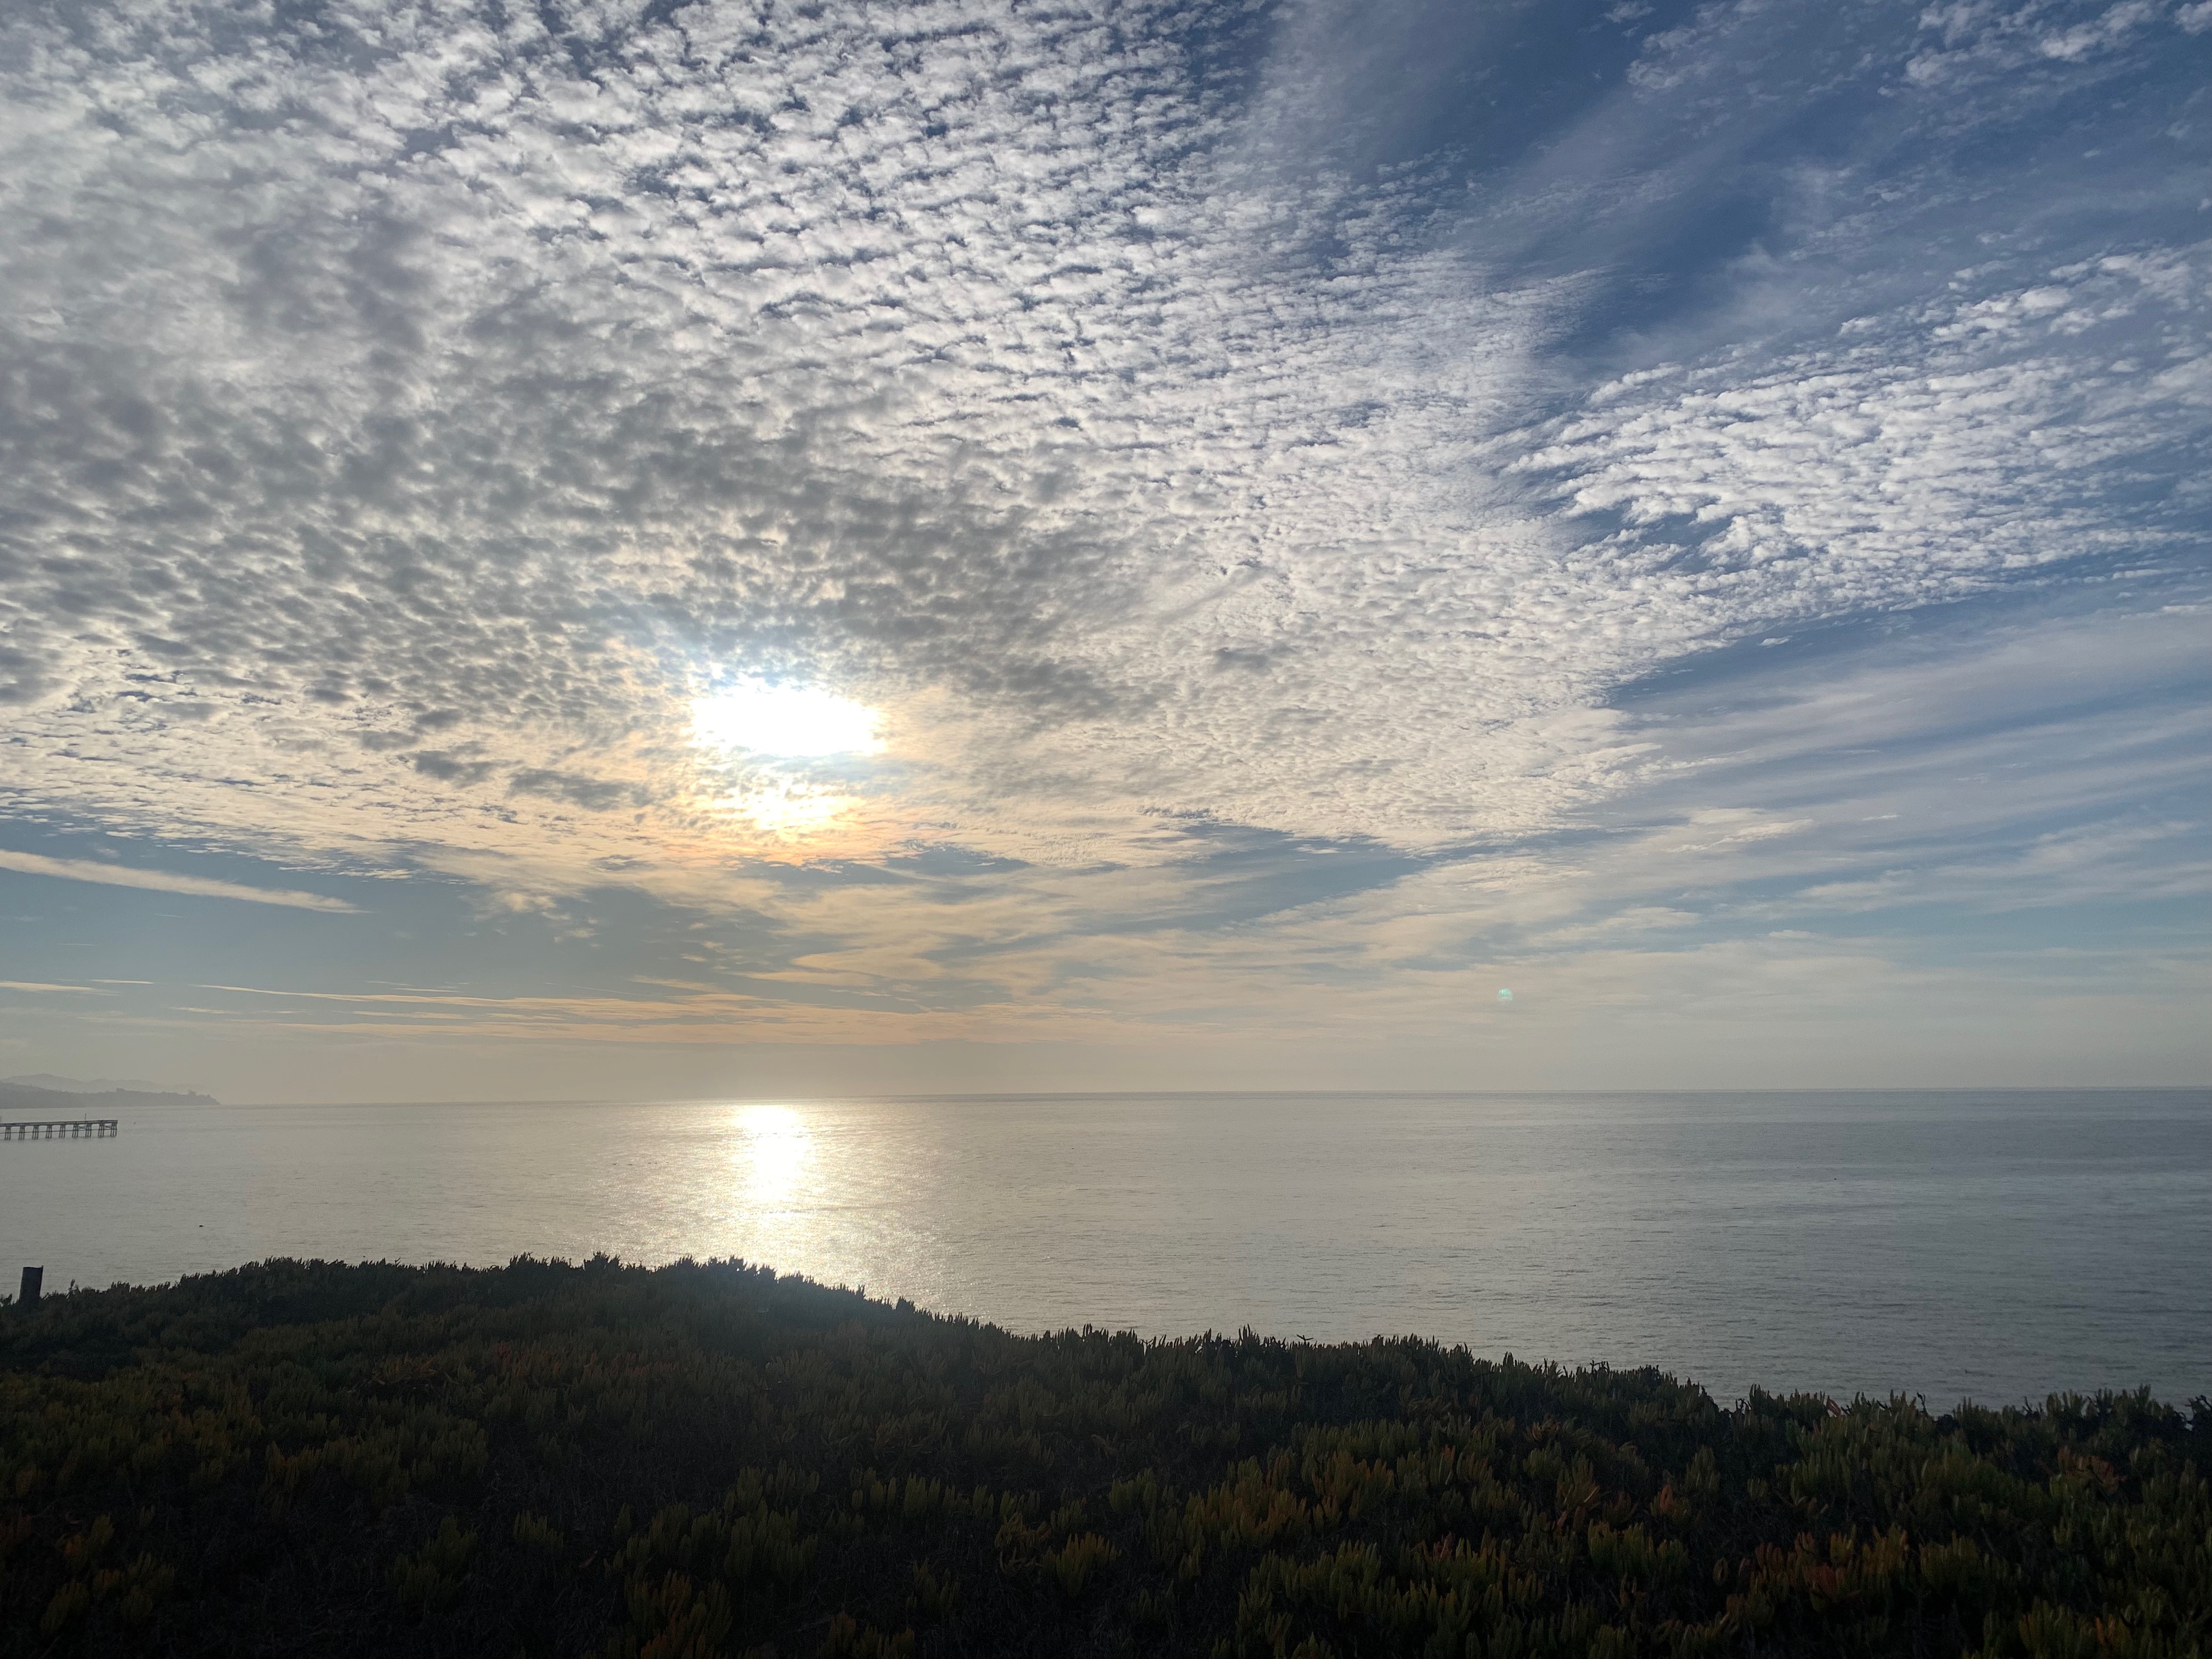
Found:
1,1258 -> 2205,1657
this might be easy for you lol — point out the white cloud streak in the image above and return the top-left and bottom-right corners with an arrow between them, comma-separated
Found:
0,850 -> 357,912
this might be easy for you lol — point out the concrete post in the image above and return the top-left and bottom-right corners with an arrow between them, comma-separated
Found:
18,1266 -> 41,1305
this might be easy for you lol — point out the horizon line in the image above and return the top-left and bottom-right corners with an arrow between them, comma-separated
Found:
195,1083 -> 2212,1109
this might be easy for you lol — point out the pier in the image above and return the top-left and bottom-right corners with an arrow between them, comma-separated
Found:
1,1119 -> 119,1141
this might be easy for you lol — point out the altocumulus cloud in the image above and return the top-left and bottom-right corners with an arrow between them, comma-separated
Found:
0,0 -> 2205,1069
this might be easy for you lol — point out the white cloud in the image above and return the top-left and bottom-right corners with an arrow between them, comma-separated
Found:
0,0 -> 2191,859
0,850 -> 357,912
0,0 -> 2202,1068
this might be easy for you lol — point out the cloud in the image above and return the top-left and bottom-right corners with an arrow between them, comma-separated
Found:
0,0 -> 2203,1075
176,978 -> 1121,1047
509,768 -> 648,811
0,0 -> 2188,845
0,850 -> 358,912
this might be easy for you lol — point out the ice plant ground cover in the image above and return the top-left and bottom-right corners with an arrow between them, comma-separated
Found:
0,1258 -> 2205,1657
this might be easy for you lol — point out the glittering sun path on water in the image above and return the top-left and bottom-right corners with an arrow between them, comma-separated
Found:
3,1090 -> 2205,1408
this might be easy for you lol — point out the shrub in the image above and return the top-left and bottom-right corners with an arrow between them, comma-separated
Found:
0,1256 -> 2203,1657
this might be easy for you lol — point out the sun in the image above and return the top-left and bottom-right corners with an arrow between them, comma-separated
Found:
691,681 -> 882,758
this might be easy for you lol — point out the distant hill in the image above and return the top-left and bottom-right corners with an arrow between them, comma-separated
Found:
0,1078 -> 219,1115
5,1072 -> 202,1096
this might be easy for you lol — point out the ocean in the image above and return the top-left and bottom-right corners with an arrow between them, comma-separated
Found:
3,1088 -> 2204,1407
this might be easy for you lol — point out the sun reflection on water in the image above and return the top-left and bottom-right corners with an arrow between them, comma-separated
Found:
732,1103 -> 813,1209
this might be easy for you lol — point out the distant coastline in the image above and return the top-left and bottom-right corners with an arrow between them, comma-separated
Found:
0,1080 -> 218,1115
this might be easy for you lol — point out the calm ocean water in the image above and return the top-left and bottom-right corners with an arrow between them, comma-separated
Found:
3,1090 -> 2205,1407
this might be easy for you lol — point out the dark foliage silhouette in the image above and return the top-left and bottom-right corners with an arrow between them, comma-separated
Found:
1,1258 -> 2204,1656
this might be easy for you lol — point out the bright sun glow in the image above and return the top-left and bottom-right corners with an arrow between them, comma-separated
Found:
731,1102 -> 812,1207
691,681 -> 882,758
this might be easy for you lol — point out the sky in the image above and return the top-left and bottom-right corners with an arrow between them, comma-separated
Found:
0,0 -> 2206,1103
